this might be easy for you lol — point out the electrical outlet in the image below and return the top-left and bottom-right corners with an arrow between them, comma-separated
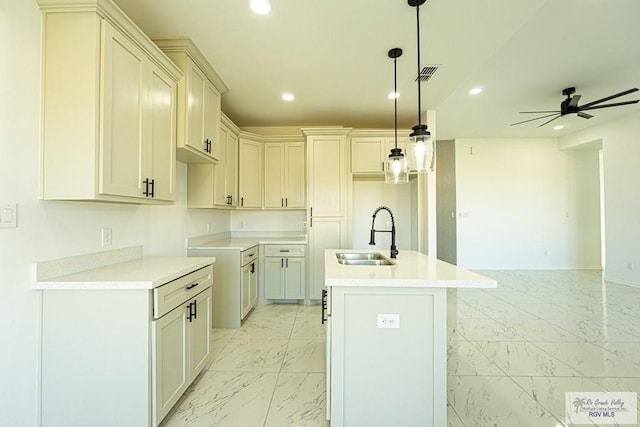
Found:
206,223 -> 211,232
0,203 -> 17,228
377,313 -> 400,329
302,221 -> 308,229
101,228 -> 112,247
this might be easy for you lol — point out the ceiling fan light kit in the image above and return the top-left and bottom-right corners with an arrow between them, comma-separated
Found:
511,86 -> 640,128
406,0 -> 435,173
385,47 -> 409,184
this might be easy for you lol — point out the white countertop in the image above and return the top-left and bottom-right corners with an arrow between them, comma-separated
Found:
324,249 -> 497,288
188,236 -> 308,251
33,257 -> 215,290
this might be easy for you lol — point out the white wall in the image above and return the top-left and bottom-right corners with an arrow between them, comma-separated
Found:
559,111 -> 640,286
230,210 -> 306,233
351,179 -> 413,252
0,3 -> 229,424
454,138 -> 601,269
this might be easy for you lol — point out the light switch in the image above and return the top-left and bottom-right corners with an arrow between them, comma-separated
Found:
0,203 -> 17,228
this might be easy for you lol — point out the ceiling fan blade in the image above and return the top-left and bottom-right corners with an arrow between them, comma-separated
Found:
519,110 -> 560,114
580,99 -> 640,111
568,94 -> 581,108
537,115 -> 562,128
577,112 -> 593,119
510,113 -> 560,126
579,88 -> 639,109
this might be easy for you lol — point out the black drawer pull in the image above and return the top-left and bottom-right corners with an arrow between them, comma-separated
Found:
279,249 -> 290,252
186,282 -> 199,290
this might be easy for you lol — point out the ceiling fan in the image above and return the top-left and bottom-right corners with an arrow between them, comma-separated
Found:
511,87 -> 640,127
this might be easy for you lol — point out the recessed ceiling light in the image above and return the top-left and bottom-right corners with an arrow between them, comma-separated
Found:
553,125 -> 564,130
282,93 -> 294,101
469,87 -> 483,95
250,0 -> 271,15
388,92 -> 399,100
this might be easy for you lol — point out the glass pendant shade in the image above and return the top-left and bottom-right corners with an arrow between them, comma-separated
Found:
407,123 -> 435,173
385,148 -> 409,184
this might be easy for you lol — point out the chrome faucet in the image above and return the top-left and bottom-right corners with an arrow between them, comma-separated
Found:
369,206 -> 398,259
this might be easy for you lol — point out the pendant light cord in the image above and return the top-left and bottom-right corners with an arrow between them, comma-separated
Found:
394,56 -> 398,149
416,2 -> 422,127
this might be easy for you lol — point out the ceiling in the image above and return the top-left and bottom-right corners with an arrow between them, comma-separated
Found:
114,0 -> 640,140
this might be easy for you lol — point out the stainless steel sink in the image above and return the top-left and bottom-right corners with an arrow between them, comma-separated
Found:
336,252 -> 395,266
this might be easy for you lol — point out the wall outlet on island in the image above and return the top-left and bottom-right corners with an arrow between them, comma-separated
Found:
377,313 -> 400,329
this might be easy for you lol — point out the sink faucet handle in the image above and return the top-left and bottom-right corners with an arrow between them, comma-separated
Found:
369,229 -> 376,245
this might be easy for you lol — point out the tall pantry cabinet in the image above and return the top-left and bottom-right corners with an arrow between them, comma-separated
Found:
304,128 -> 351,300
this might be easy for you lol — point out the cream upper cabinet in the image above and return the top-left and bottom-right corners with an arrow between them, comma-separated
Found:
263,141 -> 305,209
37,2 -> 181,203
306,133 -> 348,216
351,134 -> 408,175
238,137 -> 263,208
155,38 -> 228,164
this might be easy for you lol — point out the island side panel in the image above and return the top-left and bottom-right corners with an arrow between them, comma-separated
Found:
330,286 -> 446,427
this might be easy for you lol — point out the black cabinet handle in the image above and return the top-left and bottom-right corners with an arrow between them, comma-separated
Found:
285,198 -> 288,207
227,195 -> 232,205
193,299 -> 197,319
186,282 -> 199,290
250,263 -> 255,274
187,301 -> 194,322
286,258 -> 288,268
321,289 -> 328,325
143,178 -> 150,197
241,197 -> 244,207
149,179 -> 155,198
279,249 -> 290,253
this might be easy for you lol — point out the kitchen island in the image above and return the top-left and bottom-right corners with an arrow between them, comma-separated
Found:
323,249 -> 496,427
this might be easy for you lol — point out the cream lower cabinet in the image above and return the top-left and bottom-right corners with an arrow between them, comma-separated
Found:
37,2 -> 181,203
241,256 -> 258,318
38,263 -> 214,427
264,245 -> 306,300
263,141 -> 305,209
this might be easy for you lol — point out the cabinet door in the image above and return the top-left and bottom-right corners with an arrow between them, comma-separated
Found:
189,288 -> 212,378
250,262 -> 258,310
284,142 -> 305,208
241,263 -> 252,319
153,304 -> 189,424
185,59 -> 206,155
100,22 -> 146,198
264,257 -> 284,299
307,136 -> 346,216
146,62 -> 176,201
226,132 -> 238,206
204,81 -> 221,161
309,217 -> 346,299
213,125 -> 229,206
264,144 -> 284,208
238,138 -> 262,208
351,137 -> 385,173
284,257 -> 305,299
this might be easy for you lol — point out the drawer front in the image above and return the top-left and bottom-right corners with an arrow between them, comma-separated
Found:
153,265 -> 213,319
241,246 -> 259,266
264,244 -> 306,258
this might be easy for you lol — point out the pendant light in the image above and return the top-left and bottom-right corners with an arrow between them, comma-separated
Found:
407,0 -> 435,173
385,48 -> 409,184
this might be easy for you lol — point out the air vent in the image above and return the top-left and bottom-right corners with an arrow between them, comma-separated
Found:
415,65 -> 440,82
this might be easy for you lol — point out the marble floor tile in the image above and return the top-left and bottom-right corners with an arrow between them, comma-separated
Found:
511,376 -> 605,423
210,328 -> 236,360
209,336 -> 288,372
602,310 -> 640,338
291,315 -> 326,340
447,300 -> 489,319
447,375 -> 564,426
453,318 -> 524,341
513,302 -> 590,320
234,314 -> 295,339
251,303 -> 301,318
594,342 -> 640,366
264,373 -> 328,427
447,341 -> 506,376
282,339 -> 325,373
545,318 -> 640,343
161,371 -> 278,427
296,304 -> 323,318
447,403 -> 466,427
475,302 -> 539,320
496,319 -> 583,342
473,341 -> 580,377
534,342 -> 640,378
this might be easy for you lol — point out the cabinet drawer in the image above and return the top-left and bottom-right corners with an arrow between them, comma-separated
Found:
264,244 -> 306,258
241,246 -> 259,266
153,265 -> 213,319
